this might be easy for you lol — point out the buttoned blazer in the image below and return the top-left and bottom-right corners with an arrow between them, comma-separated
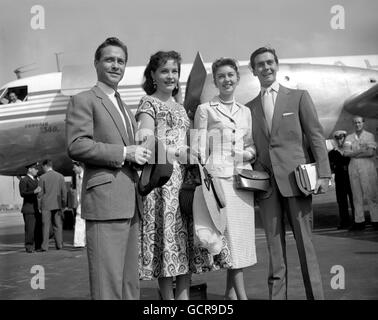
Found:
246,85 -> 331,197
65,85 -> 139,220
38,170 -> 67,211
193,97 -> 255,178
19,175 -> 39,214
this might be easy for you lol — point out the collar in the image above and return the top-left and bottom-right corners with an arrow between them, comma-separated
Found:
27,174 -> 35,180
209,95 -> 242,109
354,130 -> 365,139
96,81 -> 116,96
261,81 -> 279,95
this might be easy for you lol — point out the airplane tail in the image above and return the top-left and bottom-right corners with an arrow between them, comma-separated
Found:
344,83 -> 378,118
184,52 -> 207,120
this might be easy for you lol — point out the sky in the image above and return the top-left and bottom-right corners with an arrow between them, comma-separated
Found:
0,0 -> 378,203
0,0 -> 378,85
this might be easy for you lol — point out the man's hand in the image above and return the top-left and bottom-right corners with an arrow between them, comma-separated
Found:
314,178 -> 331,194
34,186 -> 41,194
125,145 -> 152,165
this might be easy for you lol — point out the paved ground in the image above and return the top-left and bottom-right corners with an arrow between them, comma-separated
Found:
1,189 -> 378,300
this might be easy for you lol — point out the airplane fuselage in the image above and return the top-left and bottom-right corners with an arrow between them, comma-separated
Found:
1,56 -> 377,176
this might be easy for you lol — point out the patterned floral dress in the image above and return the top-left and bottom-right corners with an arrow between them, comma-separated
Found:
136,95 -> 232,280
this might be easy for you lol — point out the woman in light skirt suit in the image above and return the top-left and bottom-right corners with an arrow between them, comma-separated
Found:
192,57 -> 257,300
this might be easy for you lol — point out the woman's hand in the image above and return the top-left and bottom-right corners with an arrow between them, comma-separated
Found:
243,147 -> 256,163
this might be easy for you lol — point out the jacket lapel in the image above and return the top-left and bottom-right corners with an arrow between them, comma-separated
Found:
271,85 -> 290,137
92,86 -> 130,146
212,99 -> 240,127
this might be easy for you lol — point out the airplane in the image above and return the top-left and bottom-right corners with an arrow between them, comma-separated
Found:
0,54 -> 377,177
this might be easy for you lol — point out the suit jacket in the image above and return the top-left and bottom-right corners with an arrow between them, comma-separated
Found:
246,84 -> 331,197
65,85 -> 139,220
193,97 -> 255,178
19,175 -> 39,215
38,170 -> 67,211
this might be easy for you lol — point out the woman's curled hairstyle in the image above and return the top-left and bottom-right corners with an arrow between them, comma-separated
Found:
142,51 -> 182,96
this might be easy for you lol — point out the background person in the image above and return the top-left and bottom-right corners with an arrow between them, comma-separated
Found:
193,57 -> 256,300
38,159 -> 67,251
72,161 -> 85,248
8,92 -> 22,103
343,116 -> 378,231
19,162 -> 42,253
328,130 -> 354,229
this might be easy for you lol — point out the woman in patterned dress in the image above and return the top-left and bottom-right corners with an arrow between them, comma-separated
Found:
193,57 -> 257,300
136,51 -> 232,300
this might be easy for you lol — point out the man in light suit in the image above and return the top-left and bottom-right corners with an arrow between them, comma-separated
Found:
65,37 -> 151,300
38,159 -> 67,251
246,47 -> 331,300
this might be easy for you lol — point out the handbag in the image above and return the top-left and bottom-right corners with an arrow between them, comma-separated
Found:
294,162 -> 318,196
235,160 -> 271,192
179,165 -> 201,216
179,163 -> 227,233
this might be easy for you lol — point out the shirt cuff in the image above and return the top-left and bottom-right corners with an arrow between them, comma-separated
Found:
122,146 -> 127,165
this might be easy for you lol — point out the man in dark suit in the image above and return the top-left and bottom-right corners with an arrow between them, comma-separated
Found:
328,130 -> 354,229
65,37 -> 151,300
38,159 -> 67,251
246,47 -> 331,300
19,162 -> 41,253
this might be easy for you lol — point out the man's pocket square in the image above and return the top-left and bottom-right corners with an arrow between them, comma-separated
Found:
282,112 -> 294,117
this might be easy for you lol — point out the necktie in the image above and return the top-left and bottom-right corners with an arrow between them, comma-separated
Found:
114,91 -> 135,143
262,88 -> 274,133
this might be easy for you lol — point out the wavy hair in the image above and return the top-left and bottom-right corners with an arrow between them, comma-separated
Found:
142,51 -> 182,96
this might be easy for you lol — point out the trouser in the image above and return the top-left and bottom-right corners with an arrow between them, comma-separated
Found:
348,160 -> 378,223
257,178 -> 324,300
41,209 -> 63,250
86,213 -> 140,300
22,213 -> 36,251
335,175 -> 354,226
34,211 -> 43,249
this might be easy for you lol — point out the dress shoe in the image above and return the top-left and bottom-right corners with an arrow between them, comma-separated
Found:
36,249 -> 47,252
26,249 -> 34,253
349,222 -> 365,231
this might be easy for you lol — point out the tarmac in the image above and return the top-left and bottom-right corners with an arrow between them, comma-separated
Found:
1,189 -> 378,300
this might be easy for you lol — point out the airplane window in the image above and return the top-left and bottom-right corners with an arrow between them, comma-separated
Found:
6,86 -> 28,103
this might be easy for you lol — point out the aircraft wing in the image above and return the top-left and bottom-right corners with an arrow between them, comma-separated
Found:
344,83 -> 378,118
183,52 -> 207,120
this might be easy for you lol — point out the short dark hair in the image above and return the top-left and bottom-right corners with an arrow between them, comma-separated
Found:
42,159 -> 52,167
211,57 -> 240,83
94,37 -> 128,63
142,51 -> 181,96
249,46 -> 279,70
353,116 -> 365,122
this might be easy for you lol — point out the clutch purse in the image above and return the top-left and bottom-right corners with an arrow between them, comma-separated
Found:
294,163 -> 318,196
235,169 -> 270,192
